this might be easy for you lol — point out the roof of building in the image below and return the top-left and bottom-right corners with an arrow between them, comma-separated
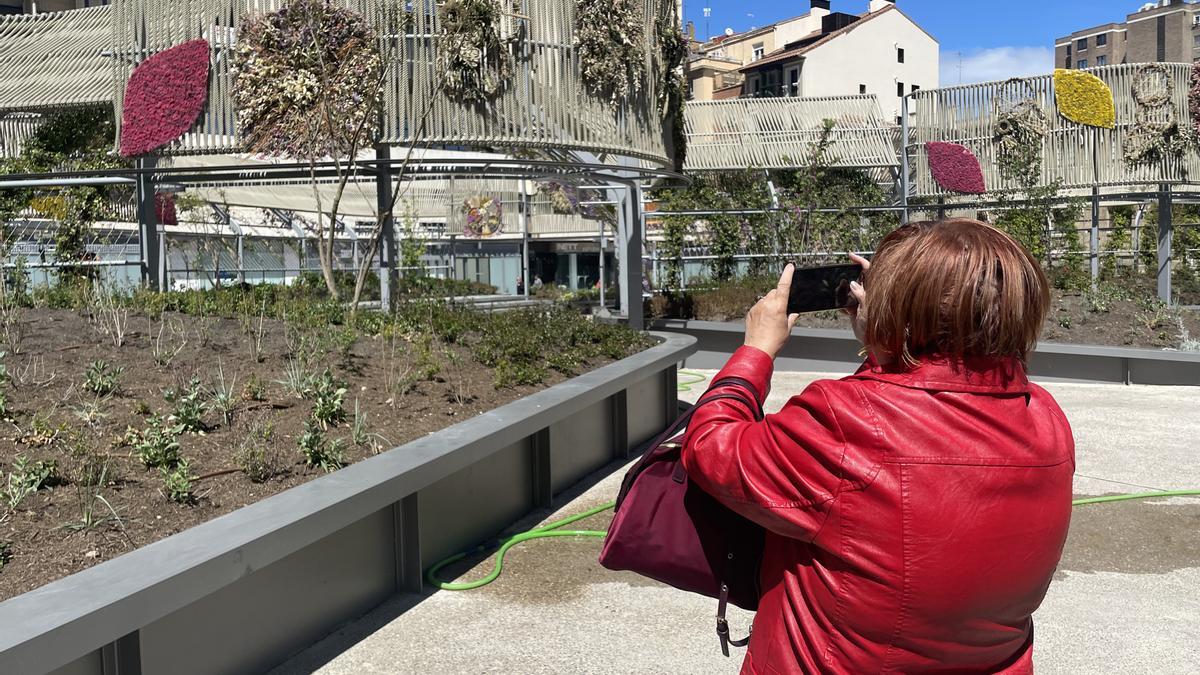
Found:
0,6 -> 113,113
739,4 -> 919,73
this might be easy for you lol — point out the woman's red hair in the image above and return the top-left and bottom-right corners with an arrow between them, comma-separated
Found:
863,218 -> 1050,365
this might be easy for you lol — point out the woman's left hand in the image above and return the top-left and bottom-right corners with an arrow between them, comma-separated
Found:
744,264 -> 801,359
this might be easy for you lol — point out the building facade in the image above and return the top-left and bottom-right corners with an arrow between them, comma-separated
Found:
0,0 -> 106,14
687,1 -> 938,122
1055,0 -> 1200,70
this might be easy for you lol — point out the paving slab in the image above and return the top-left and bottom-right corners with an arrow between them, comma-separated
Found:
273,371 -> 1200,675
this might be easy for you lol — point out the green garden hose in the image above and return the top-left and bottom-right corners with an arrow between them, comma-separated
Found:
677,370 -> 708,392
426,490 -> 1200,591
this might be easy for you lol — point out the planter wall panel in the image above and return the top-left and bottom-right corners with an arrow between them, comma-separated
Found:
47,652 -> 100,675
549,398 -> 614,495
138,508 -> 395,675
418,439 -> 533,569
626,373 -> 670,448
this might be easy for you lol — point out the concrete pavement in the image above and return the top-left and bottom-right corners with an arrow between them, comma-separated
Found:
272,371 -> 1200,674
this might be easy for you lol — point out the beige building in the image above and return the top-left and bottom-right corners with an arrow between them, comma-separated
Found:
1055,0 -> 1200,70
687,1 -> 937,121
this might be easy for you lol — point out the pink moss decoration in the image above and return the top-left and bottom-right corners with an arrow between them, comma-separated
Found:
120,39 -> 211,157
155,193 -> 178,226
926,141 -> 986,194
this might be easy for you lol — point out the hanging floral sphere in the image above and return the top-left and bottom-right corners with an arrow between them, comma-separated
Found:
462,196 -> 504,237
575,0 -> 645,107
232,0 -> 382,158
1053,69 -> 1115,129
119,39 -> 211,157
926,141 -> 986,194
437,0 -> 521,105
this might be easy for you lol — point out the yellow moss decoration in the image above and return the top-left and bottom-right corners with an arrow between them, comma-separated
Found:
1053,69 -> 1116,129
28,196 -> 68,220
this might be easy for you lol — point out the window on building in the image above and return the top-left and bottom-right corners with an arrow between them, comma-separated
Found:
897,81 -> 905,97
1077,38 -> 1088,51
1193,34 -> 1200,48
1193,14 -> 1200,27
897,47 -> 905,63
859,84 -> 867,94
788,68 -> 800,96
1096,34 -> 1107,47
752,43 -> 765,61
1078,59 -> 1088,69
896,116 -> 903,125
1096,55 -> 1108,66
911,84 -> 920,94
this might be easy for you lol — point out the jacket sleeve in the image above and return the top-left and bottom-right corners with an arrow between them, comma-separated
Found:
681,346 -> 850,542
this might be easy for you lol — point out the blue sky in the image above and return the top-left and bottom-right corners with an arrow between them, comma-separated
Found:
683,0 -> 1142,85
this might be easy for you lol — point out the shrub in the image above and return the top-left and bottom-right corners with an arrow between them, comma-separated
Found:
3,455 -> 59,510
167,378 -> 206,433
309,369 -> 347,429
134,415 -> 183,469
235,421 -> 285,483
298,420 -> 346,473
83,360 -> 123,396
691,277 -> 776,322
160,458 -> 196,504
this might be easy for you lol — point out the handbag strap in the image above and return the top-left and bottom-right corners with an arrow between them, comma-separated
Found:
716,581 -> 751,656
614,378 -> 765,510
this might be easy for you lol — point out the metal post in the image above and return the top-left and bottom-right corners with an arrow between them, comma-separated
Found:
236,234 -> 245,285
520,181 -> 531,299
900,95 -> 911,225
135,157 -> 160,290
598,218 -> 606,308
1090,186 -> 1101,286
449,234 -> 457,280
376,144 -> 397,310
1158,184 -> 1172,304
617,182 -> 644,331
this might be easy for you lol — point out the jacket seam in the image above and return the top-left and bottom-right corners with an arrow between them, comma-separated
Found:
881,457 -> 1075,468
824,472 -> 853,668
881,464 -> 913,672
808,384 -> 849,544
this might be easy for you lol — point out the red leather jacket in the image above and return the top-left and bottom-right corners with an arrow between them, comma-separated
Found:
682,347 -> 1074,674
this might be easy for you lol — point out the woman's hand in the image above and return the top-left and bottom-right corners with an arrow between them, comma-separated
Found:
845,252 -> 893,366
744,264 -> 801,359
846,253 -> 870,346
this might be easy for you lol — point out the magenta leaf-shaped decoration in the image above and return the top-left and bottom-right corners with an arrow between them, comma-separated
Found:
120,39 -> 211,157
155,193 -> 178,226
926,141 -> 986,194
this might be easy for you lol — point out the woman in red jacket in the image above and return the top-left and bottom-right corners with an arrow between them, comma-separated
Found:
682,219 -> 1074,674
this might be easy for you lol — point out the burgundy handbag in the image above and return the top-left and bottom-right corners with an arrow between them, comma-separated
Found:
599,377 -> 766,655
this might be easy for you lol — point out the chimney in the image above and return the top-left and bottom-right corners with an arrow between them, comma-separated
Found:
869,0 -> 895,12
686,20 -> 695,39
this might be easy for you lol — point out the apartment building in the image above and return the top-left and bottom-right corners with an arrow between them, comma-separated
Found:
687,0 -> 937,121
1055,0 -> 1200,70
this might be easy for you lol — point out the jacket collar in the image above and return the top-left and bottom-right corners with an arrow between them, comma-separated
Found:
847,354 -> 1030,395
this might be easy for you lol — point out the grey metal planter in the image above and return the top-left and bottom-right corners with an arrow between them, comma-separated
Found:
655,319 -> 1200,386
1,333 -> 696,675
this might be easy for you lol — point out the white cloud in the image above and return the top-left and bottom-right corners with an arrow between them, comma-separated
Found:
939,46 -> 1055,87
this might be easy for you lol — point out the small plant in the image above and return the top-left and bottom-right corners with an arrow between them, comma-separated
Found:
0,300 -> 25,356
209,364 -> 238,427
335,326 -> 358,366
240,299 -> 267,364
72,398 -> 109,429
20,412 -> 62,447
12,354 -> 56,388
61,452 -> 125,535
1057,314 -> 1072,330
168,378 -> 206,433
298,419 -> 346,473
134,414 -> 183,469
241,374 -> 267,402
0,540 -> 10,567
84,360 -> 124,396
3,455 -> 59,511
90,284 -> 130,348
278,359 -> 318,399
131,400 -> 151,416
160,458 -> 196,504
309,369 -> 347,429
150,316 -> 187,367
1178,318 -> 1200,352
235,420 -> 284,483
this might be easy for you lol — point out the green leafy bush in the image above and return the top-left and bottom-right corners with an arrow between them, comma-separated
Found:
298,420 -> 346,473
134,415 -> 183,469
309,369 -> 348,429
160,458 -> 196,504
83,360 -> 123,396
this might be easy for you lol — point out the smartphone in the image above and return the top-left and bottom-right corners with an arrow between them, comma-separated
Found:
786,264 -> 863,314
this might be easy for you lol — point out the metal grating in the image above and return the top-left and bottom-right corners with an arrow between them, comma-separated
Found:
683,95 -> 899,172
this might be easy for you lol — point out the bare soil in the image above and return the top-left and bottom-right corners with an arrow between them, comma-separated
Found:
0,308 -> 627,601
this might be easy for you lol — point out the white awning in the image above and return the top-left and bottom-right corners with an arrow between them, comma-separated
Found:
0,6 -> 113,113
